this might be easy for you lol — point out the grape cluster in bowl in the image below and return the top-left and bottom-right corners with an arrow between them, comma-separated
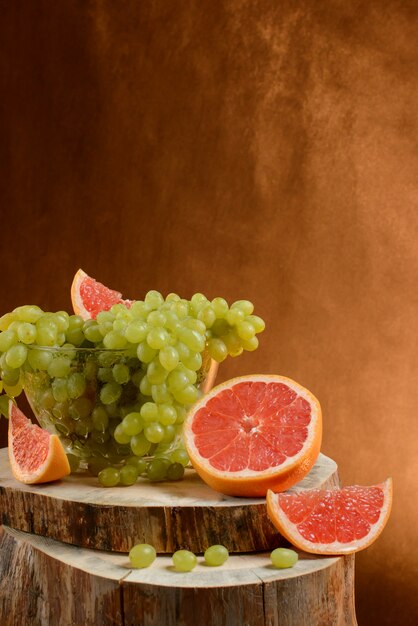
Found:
0,292 -> 265,485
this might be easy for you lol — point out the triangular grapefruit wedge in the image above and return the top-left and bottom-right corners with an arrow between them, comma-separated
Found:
8,401 -> 71,484
266,478 -> 393,554
183,374 -> 322,497
71,268 -> 133,320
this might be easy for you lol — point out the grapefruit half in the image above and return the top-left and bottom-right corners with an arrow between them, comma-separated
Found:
8,401 -> 71,484
183,374 -> 322,497
266,478 -> 393,554
71,268 -> 133,320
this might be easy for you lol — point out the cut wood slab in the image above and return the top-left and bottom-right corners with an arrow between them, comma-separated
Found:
0,526 -> 357,626
0,449 -> 339,553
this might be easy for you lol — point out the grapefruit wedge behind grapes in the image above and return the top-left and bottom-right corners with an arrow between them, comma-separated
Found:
71,268 -> 133,320
8,401 -> 71,484
266,479 -> 393,554
183,374 -> 322,497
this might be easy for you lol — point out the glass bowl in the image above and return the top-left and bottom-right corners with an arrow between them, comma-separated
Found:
22,346 -> 218,472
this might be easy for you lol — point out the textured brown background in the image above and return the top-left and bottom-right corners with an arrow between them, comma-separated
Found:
0,1 -> 417,624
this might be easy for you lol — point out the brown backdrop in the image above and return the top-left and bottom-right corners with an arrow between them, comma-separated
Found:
1,2 -> 417,624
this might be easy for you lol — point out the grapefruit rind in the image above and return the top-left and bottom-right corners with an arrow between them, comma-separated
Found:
8,401 -> 71,485
183,374 -> 322,497
266,478 -> 393,555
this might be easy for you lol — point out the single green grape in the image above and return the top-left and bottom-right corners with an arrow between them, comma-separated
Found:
270,548 -> 298,569
17,322 -> 37,344
146,458 -> 171,481
103,330 -> 127,350
98,467 -> 120,487
5,344 -> 27,369
120,464 -> 139,485
166,462 -> 185,481
121,412 -> 143,436
130,433 -> 152,457
241,336 -> 259,352
172,549 -> 197,572
84,323 -> 104,343
113,423 -> 132,444
129,543 -> 157,568
204,545 -> 229,566
137,342 -> 157,363
211,297 -> 229,318
147,310 -> 166,327
52,378 -> 69,402
167,369 -> 190,392
158,404 -> 177,425
47,356 -> 72,378
197,305 -> 216,328
178,328 -> 205,353
151,382 -> 172,404
236,321 -> 256,341
140,401 -> 159,423
207,338 -> 228,362
144,422 -> 165,443
231,299 -> 254,315
170,448 -> 189,467
112,363 -> 130,384
67,373 -> 87,399
160,424 -> 176,443
172,384 -> 198,405
246,314 -> 265,333
126,456 -> 147,474
36,325 -> 58,347
14,305 -> 43,323
92,406 -> 109,431
146,360 -> 167,385
100,381 -> 122,404
181,351 -> 202,372
158,345 -> 179,371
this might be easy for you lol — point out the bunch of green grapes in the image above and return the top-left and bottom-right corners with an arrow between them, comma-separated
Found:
0,293 -> 265,485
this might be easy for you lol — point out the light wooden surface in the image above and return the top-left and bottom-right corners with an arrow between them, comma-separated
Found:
0,449 -> 338,553
0,525 -> 357,626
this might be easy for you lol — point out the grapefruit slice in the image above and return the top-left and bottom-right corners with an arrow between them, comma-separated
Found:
266,478 -> 393,554
71,268 -> 133,320
8,401 -> 71,484
183,374 -> 322,497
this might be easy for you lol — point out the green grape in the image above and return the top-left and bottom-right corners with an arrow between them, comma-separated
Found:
130,432 -> 152,456
178,328 -> 205,353
158,345 -> 179,371
98,467 -> 120,487
225,308 -> 245,325
17,322 -> 37,344
113,318 -> 128,334
131,368 -> 144,388
158,403 -> 177,425
151,382 -> 171,404
54,311 -> 70,331
0,394 -> 10,417
0,329 -> 17,352
139,374 -> 152,396
231,299 -> 254,315
98,367 -> 114,383
1,367 -> 20,386
67,373 -> 87,399
0,312 -> 16,331
5,344 -> 28,369
84,323 -> 104,343
126,456 -> 147,474
61,343 -> 77,359
197,305 -> 216,328
241,336 -> 259,352
161,424 -> 175,443
236,321 -> 256,341
211,297 -> 229,318
137,342 -> 157,363
3,380 -> 23,397
129,543 -> 156,568
146,360 -> 167,385
181,351 -> 202,372
140,401 -> 159,423
120,464 -> 139,485
184,318 -> 206,334
167,369 -> 189,392
96,311 -> 115,325
14,305 -> 43,323
172,549 -> 197,572
172,384 -> 198,405
125,320 -> 148,343
146,327 -> 169,350
47,356 -> 71,378
145,290 -> 164,309
204,545 -> 229,566
144,422 -> 165,443
113,423 -> 132,444
173,404 -> 187,424
100,381 -> 122,404
121,412 -> 143,436
172,300 -> 189,318
165,292 -> 180,302
177,364 -> 197,384
270,548 -> 298,569
207,338 -> 228,362
146,457 -> 170,481
112,362 -> 130,384
36,323 -> 58,346
246,315 -> 265,333
170,448 -> 189,467
147,310 -> 166,327
27,347 -> 53,370
174,341 -> 190,360
103,331 -> 127,350
167,462 -> 185,480
98,321 -> 113,337
69,397 -> 93,420
223,331 -> 243,356
51,400 -> 69,419
130,300 -> 148,317
92,405 -> 109,431
190,293 -> 208,313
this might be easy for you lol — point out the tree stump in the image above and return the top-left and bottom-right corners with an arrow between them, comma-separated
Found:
0,449 -> 358,625
0,449 -> 338,553
0,526 -> 357,626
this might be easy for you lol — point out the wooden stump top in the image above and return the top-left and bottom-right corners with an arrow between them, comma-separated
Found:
0,449 -> 338,553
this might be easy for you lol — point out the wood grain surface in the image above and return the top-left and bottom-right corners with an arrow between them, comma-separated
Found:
0,449 -> 338,553
0,526 -> 357,626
